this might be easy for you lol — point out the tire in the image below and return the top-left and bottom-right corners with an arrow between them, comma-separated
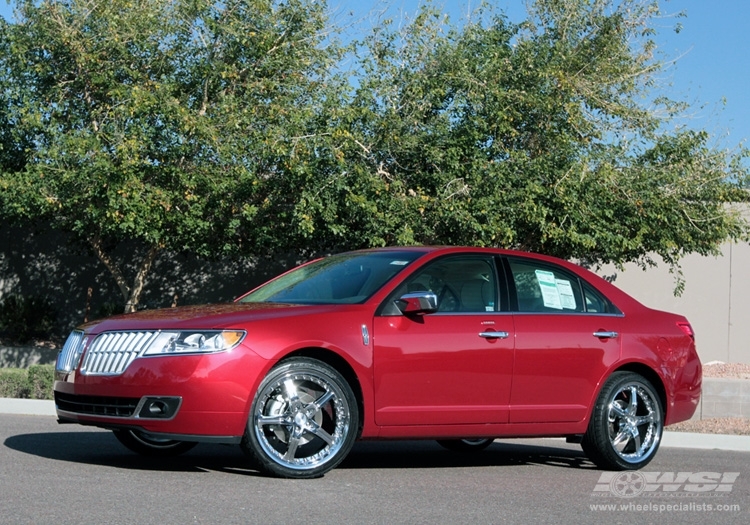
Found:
113,429 -> 197,457
241,357 -> 359,479
581,372 -> 663,470
436,438 -> 494,452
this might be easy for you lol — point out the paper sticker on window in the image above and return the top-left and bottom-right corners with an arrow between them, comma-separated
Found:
556,279 -> 577,310
535,270 -> 563,310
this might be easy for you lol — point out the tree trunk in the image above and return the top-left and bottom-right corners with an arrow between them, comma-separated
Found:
124,245 -> 161,313
88,236 -> 161,313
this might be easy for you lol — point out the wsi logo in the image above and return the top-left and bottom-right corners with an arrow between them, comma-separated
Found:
593,472 -> 740,498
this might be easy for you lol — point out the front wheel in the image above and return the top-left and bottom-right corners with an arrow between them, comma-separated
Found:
581,372 -> 663,470
437,438 -> 494,452
241,358 -> 359,478
113,429 -> 197,457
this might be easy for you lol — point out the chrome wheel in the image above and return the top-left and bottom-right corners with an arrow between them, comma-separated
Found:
582,372 -> 663,470
242,358 -> 358,478
607,383 -> 661,463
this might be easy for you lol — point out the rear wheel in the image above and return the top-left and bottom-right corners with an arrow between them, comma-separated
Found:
436,438 -> 494,452
582,372 -> 663,470
241,358 -> 359,478
113,429 -> 197,457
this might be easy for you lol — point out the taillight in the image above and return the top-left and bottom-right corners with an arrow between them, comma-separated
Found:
677,321 -> 695,340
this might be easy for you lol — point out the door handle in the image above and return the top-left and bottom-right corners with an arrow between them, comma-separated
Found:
479,331 -> 510,339
593,331 -> 618,339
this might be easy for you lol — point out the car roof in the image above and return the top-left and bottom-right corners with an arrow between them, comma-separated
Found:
346,245 -> 561,261
346,246 -> 644,312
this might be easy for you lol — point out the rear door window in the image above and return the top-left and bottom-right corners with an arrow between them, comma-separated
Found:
506,257 -> 620,314
506,258 -> 585,313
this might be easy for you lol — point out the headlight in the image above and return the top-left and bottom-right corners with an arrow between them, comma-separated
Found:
142,330 -> 245,356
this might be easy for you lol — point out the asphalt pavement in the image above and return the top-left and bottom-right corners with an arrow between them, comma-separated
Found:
3,397 -> 749,452
3,413 -> 748,525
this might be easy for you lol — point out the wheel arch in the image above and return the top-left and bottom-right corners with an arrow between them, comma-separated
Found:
281,347 -> 365,436
611,362 -> 668,419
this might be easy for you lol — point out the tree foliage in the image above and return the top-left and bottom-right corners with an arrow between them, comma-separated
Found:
307,0 -> 749,271
0,0 -> 336,311
1,0 -> 748,312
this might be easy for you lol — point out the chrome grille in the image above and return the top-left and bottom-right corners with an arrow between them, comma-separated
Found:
56,330 -> 86,373
79,331 -> 162,375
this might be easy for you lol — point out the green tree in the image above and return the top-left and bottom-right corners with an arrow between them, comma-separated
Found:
0,0 -> 337,311
1,0 -> 748,311
297,0 -> 749,286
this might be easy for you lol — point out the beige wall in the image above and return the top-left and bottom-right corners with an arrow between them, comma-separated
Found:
598,241 -> 750,365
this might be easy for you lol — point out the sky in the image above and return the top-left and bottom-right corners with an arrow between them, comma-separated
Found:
1,0 -> 748,151
348,0 -> 750,152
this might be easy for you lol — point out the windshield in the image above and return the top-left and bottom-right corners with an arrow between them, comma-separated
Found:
239,250 -> 424,305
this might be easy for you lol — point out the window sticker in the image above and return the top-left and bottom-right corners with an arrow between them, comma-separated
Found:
535,270 -> 563,310
390,260 -> 409,266
556,279 -> 577,310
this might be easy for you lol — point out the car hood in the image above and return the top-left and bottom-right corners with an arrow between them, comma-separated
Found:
78,302 -> 346,333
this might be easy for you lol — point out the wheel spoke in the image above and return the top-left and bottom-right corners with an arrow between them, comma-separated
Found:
612,429 -> 630,448
629,426 -> 642,454
610,402 -> 628,419
257,414 -> 289,426
284,379 -> 299,403
310,424 -> 334,445
628,386 -> 639,414
313,389 -> 335,410
283,434 -> 302,461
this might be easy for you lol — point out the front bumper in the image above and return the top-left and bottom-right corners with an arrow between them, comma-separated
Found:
54,344 -> 267,439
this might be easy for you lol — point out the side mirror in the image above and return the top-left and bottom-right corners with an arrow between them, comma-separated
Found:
395,291 -> 439,315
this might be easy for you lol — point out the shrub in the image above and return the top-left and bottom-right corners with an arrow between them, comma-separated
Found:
0,365 -> 55,399
0,368 -> 31,398
27,364 -> 55,400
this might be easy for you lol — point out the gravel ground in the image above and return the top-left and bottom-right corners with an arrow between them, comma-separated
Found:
666,362 -> 750,436
701,362 -> 750,379
667,417 -> 750,435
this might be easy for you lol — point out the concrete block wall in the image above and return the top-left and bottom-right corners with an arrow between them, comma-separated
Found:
697,378 -> 750,419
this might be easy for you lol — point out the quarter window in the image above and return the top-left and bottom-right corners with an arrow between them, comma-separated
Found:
582,281 -> 619,314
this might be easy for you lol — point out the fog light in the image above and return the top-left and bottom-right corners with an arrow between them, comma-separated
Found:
148,400 -> 168,415
136,396 -> 181,419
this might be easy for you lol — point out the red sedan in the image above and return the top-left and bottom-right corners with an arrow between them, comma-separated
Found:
54,247 -> 701,478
